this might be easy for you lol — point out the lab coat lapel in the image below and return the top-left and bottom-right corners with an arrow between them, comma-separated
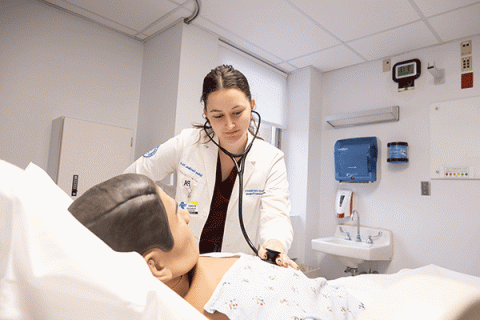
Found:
242,132 -> 257,186
202,133 -> 219,203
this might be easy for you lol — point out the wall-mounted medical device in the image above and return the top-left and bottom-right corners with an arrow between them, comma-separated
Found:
335,190 -> 353,219
334,137 -> 378,182
430,96 -> 480,180
393,59 -> 421,92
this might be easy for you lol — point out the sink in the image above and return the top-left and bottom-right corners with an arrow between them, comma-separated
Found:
311,225 -> 392,268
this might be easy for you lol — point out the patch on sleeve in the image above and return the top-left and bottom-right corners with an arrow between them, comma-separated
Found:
143,146 -> 159,158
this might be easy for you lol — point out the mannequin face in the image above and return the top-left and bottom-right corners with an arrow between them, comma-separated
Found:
144,187 -> 199,284
204,87 -> 255,153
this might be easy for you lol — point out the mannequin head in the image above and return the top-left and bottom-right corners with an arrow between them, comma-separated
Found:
69,174 -> 198,294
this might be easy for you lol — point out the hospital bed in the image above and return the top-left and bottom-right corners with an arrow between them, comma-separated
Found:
1,159 -> 480,320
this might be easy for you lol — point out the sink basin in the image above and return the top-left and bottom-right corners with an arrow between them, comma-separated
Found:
311,225 -> 392,268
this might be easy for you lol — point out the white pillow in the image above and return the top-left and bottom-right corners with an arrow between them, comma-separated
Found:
0,160 -> 24,319
8,162 -> 207,320
0,159 -> 23,278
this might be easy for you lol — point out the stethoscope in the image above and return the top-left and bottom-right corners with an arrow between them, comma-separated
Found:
204,110 -> 280,264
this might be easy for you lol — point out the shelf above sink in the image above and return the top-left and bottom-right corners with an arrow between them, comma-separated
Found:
311,225 -> 393,268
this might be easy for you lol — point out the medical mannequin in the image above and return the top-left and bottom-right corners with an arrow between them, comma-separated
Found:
69,174 -> 363,320
124,65 -> 294,267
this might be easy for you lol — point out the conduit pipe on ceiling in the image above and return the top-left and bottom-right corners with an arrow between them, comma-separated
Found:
184,0 -> 200,24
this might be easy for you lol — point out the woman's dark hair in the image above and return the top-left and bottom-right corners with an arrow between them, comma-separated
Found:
201,65 -> 252,107
198,65 -> 260,137
68,174 -> 174,255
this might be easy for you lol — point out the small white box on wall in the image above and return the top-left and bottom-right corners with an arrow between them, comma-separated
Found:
47,117 -> 133,198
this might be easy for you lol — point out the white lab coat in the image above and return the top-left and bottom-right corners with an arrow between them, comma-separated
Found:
124,128 -> 293,254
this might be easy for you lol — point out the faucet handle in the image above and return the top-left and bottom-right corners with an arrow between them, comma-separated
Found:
366,231 -> 383,244
339,227 -> 351,240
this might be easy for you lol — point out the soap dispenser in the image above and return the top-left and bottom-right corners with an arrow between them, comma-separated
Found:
335,190 -> 353,219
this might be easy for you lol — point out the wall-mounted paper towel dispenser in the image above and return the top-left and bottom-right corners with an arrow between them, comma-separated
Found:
334,137 -> 378,182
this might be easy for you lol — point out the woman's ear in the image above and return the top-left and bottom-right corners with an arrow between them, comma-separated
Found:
251,99 -> 255,110
143,250 -> 173,283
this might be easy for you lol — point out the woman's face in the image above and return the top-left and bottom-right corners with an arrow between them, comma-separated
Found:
204,87 -> 254,152
155,186 -> 199,278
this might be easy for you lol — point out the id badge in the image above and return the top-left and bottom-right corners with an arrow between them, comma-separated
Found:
179,201 -> 198,215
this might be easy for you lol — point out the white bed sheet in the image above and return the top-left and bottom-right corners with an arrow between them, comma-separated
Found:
329,264 -> 480,307
0,160 -> 207,320
329,265 -> 480,320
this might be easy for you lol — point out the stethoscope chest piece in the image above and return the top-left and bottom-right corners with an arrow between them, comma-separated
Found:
264,248 -> 281,265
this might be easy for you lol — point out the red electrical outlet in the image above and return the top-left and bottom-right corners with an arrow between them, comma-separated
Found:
461,72 -> 473,89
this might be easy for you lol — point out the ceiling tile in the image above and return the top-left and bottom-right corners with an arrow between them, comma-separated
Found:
288,0 -> 420,42
348,21 -> 439,60
427,3 -> 480,42
412,0 -> 480,17
289,45 -> 365,72
61,0 -> 178,32
198,0 -> 339,61
194,16 -> 285,64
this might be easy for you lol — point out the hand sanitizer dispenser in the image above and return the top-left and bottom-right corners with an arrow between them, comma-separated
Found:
335,190 -> 353,219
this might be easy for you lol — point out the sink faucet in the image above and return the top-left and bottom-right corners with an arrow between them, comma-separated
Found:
351,210 -> 361,242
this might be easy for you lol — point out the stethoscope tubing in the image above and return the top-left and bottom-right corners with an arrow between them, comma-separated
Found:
204,110 -> 261,255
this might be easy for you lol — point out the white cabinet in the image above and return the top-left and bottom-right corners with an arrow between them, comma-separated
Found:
47,117 -> 133,198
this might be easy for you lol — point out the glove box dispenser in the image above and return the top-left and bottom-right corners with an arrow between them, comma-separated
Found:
334,137 -> 378,182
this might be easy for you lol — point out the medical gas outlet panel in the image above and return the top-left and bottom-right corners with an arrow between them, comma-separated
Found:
434,167 -> 475,180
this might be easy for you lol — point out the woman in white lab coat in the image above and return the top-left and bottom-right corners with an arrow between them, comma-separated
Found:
124,65 -> 295,268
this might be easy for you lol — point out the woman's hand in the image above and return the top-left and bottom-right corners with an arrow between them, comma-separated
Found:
258,239 -> 298,269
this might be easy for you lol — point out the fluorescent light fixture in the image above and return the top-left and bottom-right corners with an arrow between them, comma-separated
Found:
326,106 -> 399,128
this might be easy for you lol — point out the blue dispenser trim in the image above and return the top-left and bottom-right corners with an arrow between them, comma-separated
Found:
334,137 -> 378,182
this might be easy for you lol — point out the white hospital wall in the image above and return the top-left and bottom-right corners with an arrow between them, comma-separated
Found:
133,22 -> 182,160
0,0 -> 143,170
133,22 -> 218,159
285,68 -> 328,267
175,24 -> 218,135
290,36 -> 480,279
